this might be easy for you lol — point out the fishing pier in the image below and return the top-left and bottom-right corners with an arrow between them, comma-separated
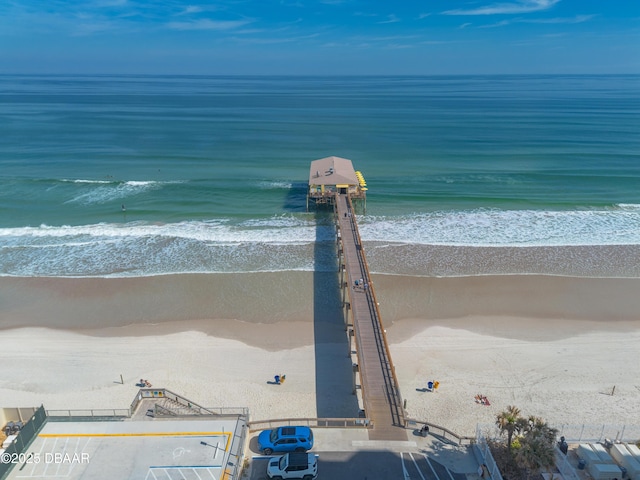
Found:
308,157 -> 407,441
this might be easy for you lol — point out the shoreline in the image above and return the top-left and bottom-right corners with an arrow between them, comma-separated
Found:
2,272 -> 640,334
5,242 -> 640,279
365,243 -> 640,278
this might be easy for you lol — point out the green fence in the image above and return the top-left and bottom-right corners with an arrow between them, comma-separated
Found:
0,406 -> 47,480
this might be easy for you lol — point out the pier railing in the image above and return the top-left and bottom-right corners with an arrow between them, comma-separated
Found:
344,194 -> 405,427
247,417 -> 372,432
335,198 -> 371,423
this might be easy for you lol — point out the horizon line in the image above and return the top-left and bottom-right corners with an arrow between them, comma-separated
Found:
1,72 -> 638,77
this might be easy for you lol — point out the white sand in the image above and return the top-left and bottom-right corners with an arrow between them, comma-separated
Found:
0,327 -> 318,421
1,273 -> 639,437
389,319 -> 640,436
1,318 -> 639,437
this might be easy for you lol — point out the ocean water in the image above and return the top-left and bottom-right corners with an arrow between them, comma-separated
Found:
1,74 -> 639,277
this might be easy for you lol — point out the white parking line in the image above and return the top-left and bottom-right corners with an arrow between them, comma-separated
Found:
409,452 -> 427,480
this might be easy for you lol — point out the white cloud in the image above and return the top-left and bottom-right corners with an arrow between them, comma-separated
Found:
529,14 -> 596,24
167,18 -> 252,31
378,14 -> 400,24
443,0 -> 561,16
480,19 -> 512,28
178,6 -> 204,15
481,14 -> 596,27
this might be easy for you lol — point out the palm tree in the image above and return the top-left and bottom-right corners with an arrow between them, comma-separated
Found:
515,427 -> 557,480
525,416 -> 559,445
496,405 -> 524,451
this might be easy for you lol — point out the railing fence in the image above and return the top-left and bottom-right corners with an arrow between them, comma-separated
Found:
405,418 -> 475,445
556,423 -> 640,443
555,446 -> 580,480
0,406 -> 47,480
476,426 -> 505,480
46,409 -> 130,420
248,417 -> 372,432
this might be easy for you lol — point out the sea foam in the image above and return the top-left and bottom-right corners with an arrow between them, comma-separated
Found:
358,207 -> 640,247
2,207 -> 640,277
63,180 -> 183,205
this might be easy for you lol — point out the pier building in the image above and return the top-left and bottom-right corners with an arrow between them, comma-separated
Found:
307,156 -> 367,212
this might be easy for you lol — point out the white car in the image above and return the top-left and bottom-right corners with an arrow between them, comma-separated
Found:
266,452 -> 318,479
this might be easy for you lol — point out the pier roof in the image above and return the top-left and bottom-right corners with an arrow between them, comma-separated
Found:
309,156 -> 358,186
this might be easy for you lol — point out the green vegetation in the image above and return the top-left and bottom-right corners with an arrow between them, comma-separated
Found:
492,406 -> 559,480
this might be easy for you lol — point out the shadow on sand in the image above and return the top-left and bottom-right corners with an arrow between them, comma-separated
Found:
283,181 -> 359,418
312,209 -> 360,417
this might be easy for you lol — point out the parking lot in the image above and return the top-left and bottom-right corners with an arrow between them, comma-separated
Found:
249,450 -> 470,480
4,418 -> 245,480
246,428 -> 479,480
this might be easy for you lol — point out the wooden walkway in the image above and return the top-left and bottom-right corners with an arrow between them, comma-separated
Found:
334,193 -> 407,441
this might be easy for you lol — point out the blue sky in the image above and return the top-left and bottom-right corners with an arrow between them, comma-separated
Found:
1,0 -> 638,74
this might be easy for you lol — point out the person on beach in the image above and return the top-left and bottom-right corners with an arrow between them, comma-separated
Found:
274,375 -> 280,385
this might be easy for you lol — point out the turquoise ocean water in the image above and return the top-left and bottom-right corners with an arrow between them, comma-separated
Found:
1,75 -> 639,277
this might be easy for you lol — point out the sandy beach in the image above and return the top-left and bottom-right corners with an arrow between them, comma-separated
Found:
1,272 -> 639,437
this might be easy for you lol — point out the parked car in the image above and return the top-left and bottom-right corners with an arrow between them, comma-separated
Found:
257,426 -> 314,455
267,452 -> 318,480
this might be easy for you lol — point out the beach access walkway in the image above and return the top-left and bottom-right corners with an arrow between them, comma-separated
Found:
334,193 -> 407,441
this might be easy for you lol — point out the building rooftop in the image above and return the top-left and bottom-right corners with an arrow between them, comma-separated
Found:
309,156 -> 358,186
5,417 -> 246,480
